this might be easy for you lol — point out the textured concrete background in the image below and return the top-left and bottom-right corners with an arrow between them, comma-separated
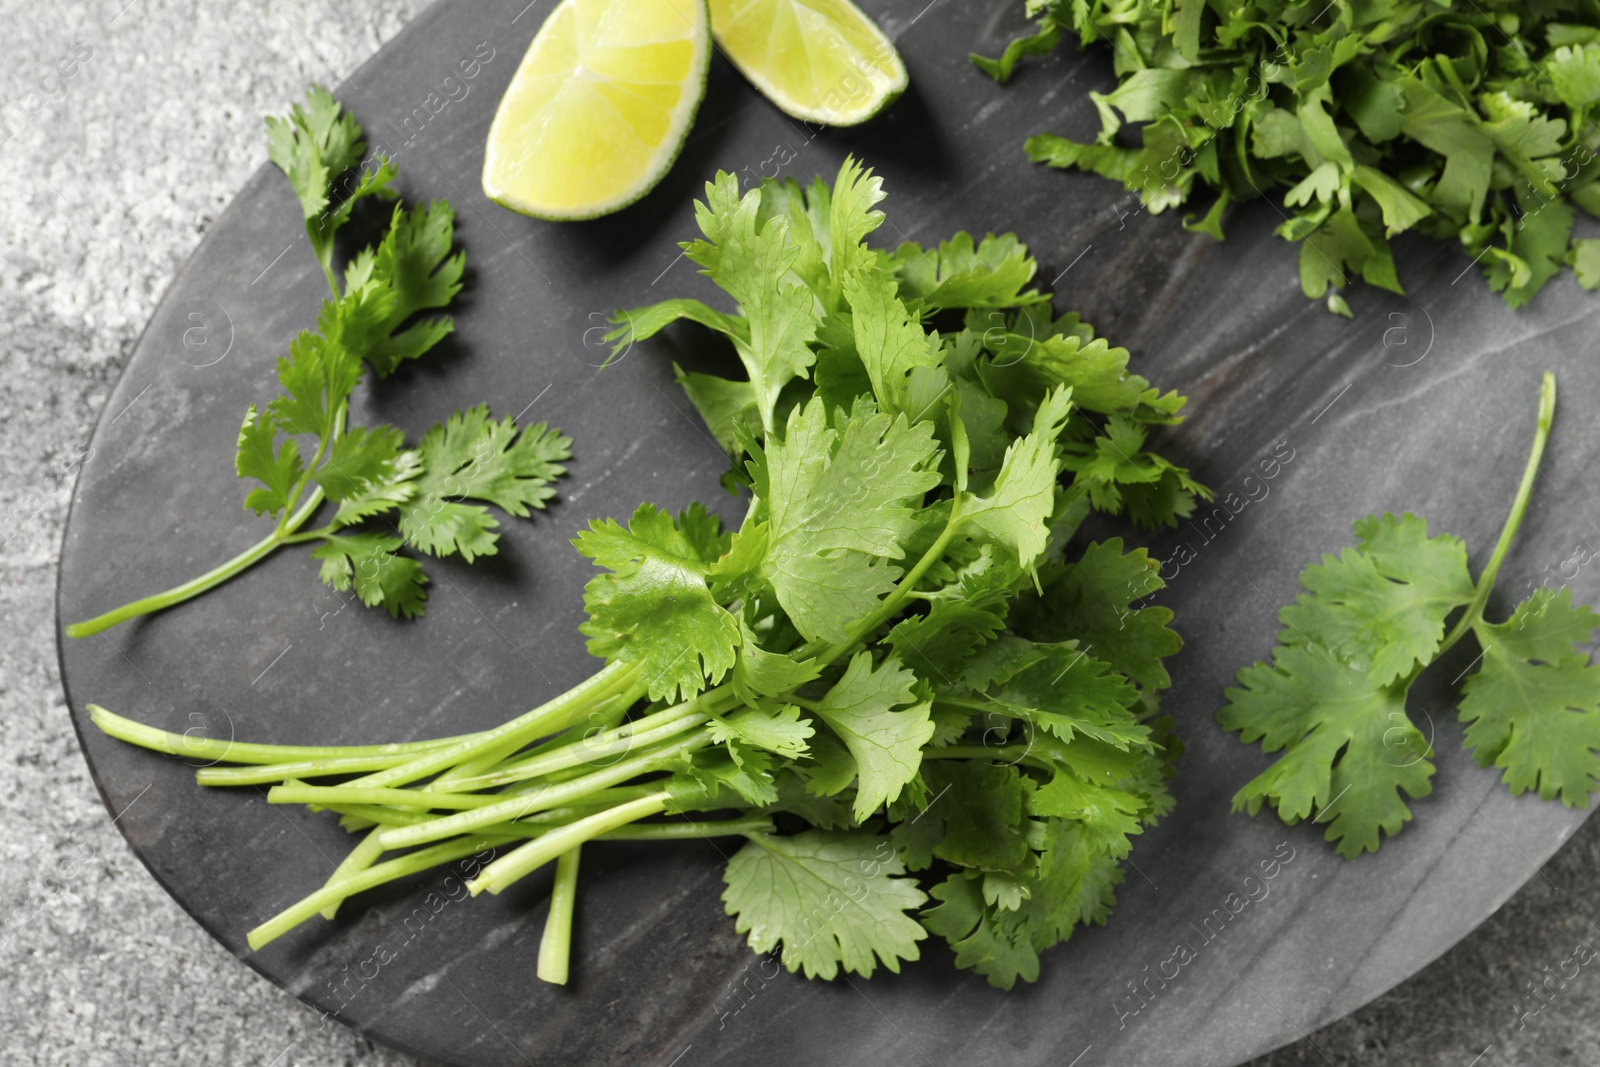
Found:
5,1 -> 1600,1065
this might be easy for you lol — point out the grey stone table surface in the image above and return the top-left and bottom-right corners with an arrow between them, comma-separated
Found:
7,1 -> 1600,1066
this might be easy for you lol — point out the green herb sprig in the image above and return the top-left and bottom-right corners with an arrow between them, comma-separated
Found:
1222,373 -> 1600,858
93,159 -> 1202,990
66,88 -> 570,636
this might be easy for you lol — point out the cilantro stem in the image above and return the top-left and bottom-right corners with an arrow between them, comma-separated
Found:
342,661 -> 645,790
469,793 -> 672,896
442,708 -> 713,792
277,402 -> 347,539
317,827 -> 385,920
195,753 -> 422,785
88,703 -> 474,763
266,782 -> 516,810
427,693 -> 633,793
1439,371 -> 1556,655
536,846 -> 581,984
376,729 -> 715,850
64,488 -> 327,638
248,832 -> 516,950
65,399 -> 359,638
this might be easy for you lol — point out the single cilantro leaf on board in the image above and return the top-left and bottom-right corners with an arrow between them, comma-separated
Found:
811,652 -> 935,821
577,503 -> 741,702
1279,513 -> 1474,686
1220,638 -> 1435,858
397,406 -> 570,562
722,830 -> 928,980
310,531 -> 429,619
1461,587 -> 1600,805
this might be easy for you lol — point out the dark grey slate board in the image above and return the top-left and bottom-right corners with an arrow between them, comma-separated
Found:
55,1 -> 1600,1065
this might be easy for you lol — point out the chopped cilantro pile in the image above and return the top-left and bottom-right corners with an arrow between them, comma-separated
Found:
981,0 -> 1600,312
65,87 -> 569,636
1223,374 -> 1600,857
93,158 -> 1202,990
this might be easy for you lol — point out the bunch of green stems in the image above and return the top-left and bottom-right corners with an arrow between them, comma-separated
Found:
91,659 -> 776,985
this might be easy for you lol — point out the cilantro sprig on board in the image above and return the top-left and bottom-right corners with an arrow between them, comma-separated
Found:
1223,374 -> 1600,858
982,1 -> 1600,312
93,159 -> 1199,991
66,88 -> 569,635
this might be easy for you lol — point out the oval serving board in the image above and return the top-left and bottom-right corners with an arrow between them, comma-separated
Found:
58,1 -> 1600,1065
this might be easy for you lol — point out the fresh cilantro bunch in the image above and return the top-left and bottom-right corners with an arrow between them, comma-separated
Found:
66,88 -> 570,636
982,0 -> 1600,312
1223,374 -> 1600,858
92,159 -> 1200,992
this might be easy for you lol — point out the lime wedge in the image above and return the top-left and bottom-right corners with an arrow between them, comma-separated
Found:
483,0 -> 711,220
710,0 -> 907,125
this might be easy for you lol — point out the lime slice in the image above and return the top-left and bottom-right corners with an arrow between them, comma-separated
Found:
710,0 -> 907,125
483,0 -> 711,220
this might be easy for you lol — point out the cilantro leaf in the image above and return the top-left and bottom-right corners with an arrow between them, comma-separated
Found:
1011,539 -> 1178,691
730,617 -> 821,703
844,266 -> 948,421
904,760 -> 1032,871
891,232 -> 1047,312
235,406 -> 304,519
756,398 -> 941,644
313,425 -> 419,527
960,385 -> 1072,571
811,652 -> 934,821
922,871 -> 1041,988
685,173 -> 818,430
398,406 -> 570,561
264,85 -> 363,222
708,705 -> 815,761
1462,587 -> 1600,805
310,531 -> 429,619
971,640 -> 1150,750
342,201 -> 465,376
1279,513 -> 1473,686
722,830 -> 928,980
1222,638 -> 1434,858
578,503 -> 741,702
